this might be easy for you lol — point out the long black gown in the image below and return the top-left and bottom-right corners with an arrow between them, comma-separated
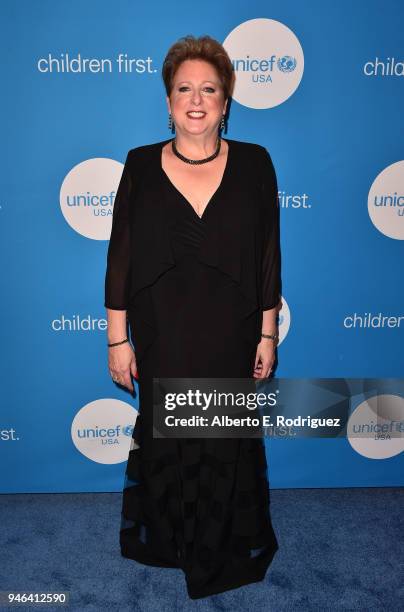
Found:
104,137 -> 282,599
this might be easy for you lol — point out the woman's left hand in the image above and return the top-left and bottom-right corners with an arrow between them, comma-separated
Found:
253,339 -> 276,379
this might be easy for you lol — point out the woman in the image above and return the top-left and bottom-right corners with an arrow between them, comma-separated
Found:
104,35 -> 282,599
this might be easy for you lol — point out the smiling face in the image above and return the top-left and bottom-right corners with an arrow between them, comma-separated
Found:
167,59 -> 227,138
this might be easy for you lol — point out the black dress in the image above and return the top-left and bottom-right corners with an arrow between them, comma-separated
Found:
104,138 -> 282,599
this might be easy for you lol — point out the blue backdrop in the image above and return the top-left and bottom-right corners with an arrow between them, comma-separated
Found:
1,0 -> 403,493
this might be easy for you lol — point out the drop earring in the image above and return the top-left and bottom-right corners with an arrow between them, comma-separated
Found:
168,113 -> 175,132
220,115 -> 226,133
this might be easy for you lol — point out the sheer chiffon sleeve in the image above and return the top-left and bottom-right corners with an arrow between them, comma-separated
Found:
261,148 -> 282,310
104,150 -> 133,310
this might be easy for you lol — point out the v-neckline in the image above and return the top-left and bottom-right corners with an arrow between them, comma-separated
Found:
160,138 -> 231,221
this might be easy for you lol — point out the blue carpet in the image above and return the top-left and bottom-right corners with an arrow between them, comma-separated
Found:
0,488 -> 402,611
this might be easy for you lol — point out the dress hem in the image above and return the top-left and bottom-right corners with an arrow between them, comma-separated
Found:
121,541 -> 279,599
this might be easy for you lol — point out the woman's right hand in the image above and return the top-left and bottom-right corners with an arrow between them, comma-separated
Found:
108,342 -> 138,393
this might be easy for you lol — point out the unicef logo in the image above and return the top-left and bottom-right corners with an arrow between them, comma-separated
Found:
277,295 -> 290,345
71,398 -> 138,464
277,56 -> 297,73
122,424 -> 134,436
347,394 -> 404,460
223,18 -> 304,109
60,157 -> 124,240
368,160 -> 404,240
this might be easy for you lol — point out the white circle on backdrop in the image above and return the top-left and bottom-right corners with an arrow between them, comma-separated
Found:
223,18 -> 304,109
71,398 -> 138,464
347,394 -> 404,459
60,158 -> 124,240
277,296 -> 290,345
368,161 -> 404,240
